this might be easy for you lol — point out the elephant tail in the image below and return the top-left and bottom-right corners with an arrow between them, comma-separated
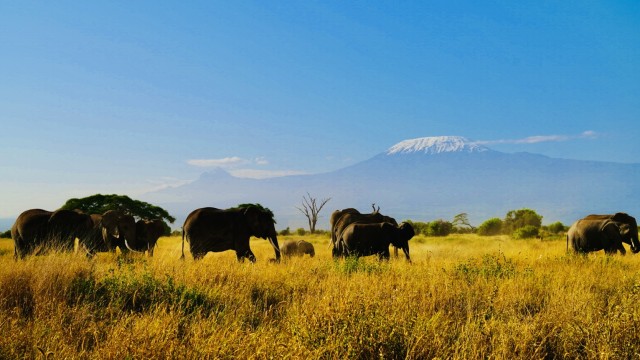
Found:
181,229 -> 185,260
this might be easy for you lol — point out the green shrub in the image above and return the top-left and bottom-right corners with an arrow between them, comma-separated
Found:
503,209 -> 542,234
426,220 -> 453,237
477,218 -> 503,236
512,225 -> 539,239
279,227 -> 291,236
545,222 -> 566,234
404,221 -> 429,235
296,228 -> 307,236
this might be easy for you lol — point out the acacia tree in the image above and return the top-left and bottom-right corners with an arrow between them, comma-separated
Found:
296,193 -> 331,234
453,212 -> 475,232
61,194 -> 176,224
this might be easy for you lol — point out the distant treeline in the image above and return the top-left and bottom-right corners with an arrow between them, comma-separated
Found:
404,209 -> 569,239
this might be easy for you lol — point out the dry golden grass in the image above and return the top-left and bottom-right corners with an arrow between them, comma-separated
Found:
1,233 -> 640,359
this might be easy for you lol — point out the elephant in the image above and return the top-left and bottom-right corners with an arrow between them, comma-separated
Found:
125,219 -> 166,256
567,213 -> 640,255
82,210 -> 137,255
48,209 -> 95,252
337,221 -> 415,261
280,240 -> 315,258
582,213 -> 639,253
11,209 -> 94,259
181,205 -> 281,262
12,209 -> 53,258
330,208 -> 398,258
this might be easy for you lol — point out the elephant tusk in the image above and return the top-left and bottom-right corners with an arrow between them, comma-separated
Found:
124,239 -> 144,254
267,237 -> 281,260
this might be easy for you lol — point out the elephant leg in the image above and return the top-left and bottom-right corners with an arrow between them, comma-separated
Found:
379,250 -> 390,261
236,249 -> 256,263
402,247 -> 411,263
246,250 -> 256,263
604,245 -> 620,255
192,251 -> 206,260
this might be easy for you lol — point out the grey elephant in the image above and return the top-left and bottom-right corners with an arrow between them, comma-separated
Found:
330,208 -> 398,258
83,210 -> 137,255
567,213 -> 640,255
12,208 -> 94,259
280,240 -> 315,258
126,219 -> 166,256
337,222 -> 415,261
181,204 -> 281,262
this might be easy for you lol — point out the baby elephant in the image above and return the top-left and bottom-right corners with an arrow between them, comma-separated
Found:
280,240 -> 315,258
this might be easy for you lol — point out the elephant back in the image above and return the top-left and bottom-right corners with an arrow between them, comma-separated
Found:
332,211 -> 397,243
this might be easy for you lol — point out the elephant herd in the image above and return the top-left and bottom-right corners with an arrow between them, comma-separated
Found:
11,208 -> 166,259
180,205 -> 416,263
9,205 -> 640,262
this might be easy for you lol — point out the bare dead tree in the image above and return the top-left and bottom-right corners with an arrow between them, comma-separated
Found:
296,193 -> 331,234
372,203 -> 380,213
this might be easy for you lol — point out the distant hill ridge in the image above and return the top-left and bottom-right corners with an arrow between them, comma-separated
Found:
144,136 -> 640,230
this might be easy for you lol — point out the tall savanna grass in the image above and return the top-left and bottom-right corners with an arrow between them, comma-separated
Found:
1,233 -> 640,359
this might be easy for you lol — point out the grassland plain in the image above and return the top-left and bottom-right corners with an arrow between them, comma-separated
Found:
1,233 -> 640,359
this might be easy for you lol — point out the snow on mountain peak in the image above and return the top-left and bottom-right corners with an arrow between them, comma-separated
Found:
386,136 -> 490,155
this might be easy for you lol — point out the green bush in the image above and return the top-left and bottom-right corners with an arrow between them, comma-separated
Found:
279,227 -> 291,236
404,221 -> 429,235
503,209 -> 542,234
405,220 -> 452,236
426,220 -> 453,237
296,228 -> 307,236
545,222 -> 566,234
512,225 -> 539,239
477,218 -> 503,236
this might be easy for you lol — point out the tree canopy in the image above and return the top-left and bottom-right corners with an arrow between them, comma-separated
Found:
61,194 -> 176,224
502,208 -> 542,234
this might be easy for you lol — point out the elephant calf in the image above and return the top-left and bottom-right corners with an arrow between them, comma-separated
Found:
280,240 -> 315,258
338,222 -> 415,261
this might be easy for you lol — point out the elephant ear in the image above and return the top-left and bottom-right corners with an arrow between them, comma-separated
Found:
399,222 -> 415,240
242,206 -> 274,239
599,220 -> 626,236
150,219 -> 167,238
381,222 -> 395,232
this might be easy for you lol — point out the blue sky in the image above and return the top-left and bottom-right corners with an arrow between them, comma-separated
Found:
1,1 -> 639,218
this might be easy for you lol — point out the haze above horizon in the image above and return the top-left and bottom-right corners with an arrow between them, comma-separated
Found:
1,1 -> 639,218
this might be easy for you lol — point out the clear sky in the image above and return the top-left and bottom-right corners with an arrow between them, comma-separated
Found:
1,1 -> 639,218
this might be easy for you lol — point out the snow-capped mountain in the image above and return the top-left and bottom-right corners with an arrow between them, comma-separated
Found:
145,136 -> 640,230
386,136 -> 490,155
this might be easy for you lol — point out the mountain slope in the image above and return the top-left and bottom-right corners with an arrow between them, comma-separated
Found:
145,137 -> 640,229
